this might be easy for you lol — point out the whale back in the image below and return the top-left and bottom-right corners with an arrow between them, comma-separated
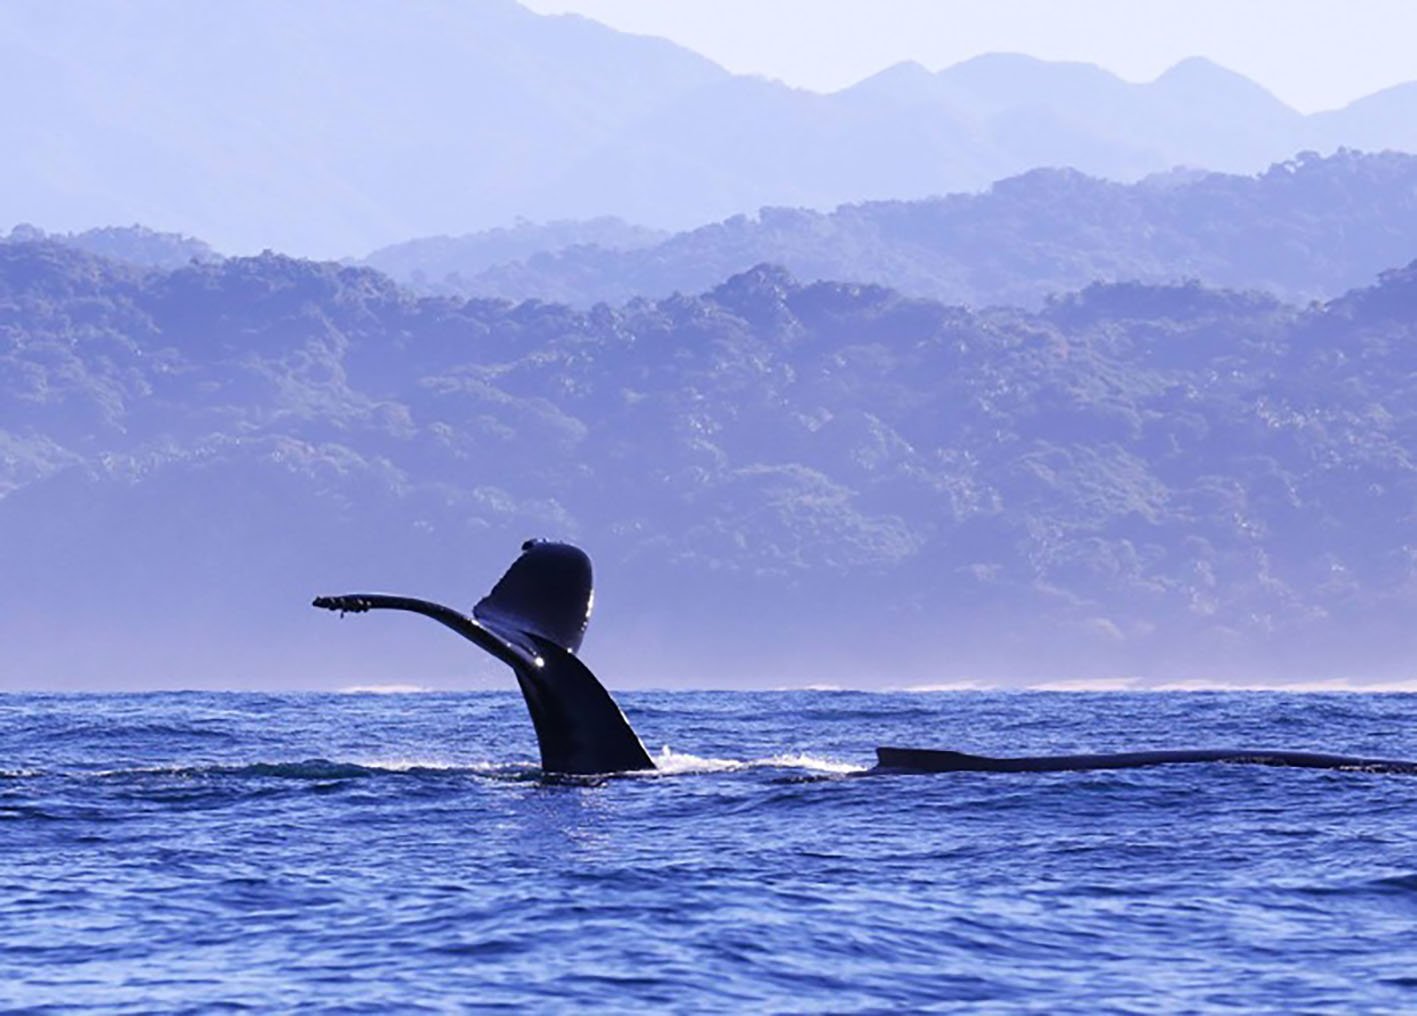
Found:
474,539 -> 593,654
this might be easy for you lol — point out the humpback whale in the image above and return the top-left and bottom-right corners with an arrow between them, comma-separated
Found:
314,540 -> 654,775
316,540 -> 1417,777
874,746 -> 1417,775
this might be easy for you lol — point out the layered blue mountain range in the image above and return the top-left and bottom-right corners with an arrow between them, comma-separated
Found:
4,0 -> 1417,256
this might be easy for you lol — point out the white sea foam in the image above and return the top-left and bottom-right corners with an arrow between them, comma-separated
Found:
647,746 -> 743,774
337,684 -> 431,694
1150,677 -> 1417,693
91,764 -> 190,777
1027,677 -> 1145,692
644,746 -> 866,775
754,752 -> 868,774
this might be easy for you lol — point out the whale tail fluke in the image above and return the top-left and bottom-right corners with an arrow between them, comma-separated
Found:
474,539 -> 593,655
514,635 -> 654,775
313,539 -> 654,776
474,540 -> 651,774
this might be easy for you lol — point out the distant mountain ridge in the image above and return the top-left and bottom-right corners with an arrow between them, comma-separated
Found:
364,150 -> 1417,309
363,218 -> 668,285
2,223 -> 218,269
0,0 -> 723,257
5,0 -> 1417,256
4,242 -> 1417,686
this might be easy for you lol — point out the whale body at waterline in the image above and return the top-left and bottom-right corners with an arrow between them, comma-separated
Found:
874,746 -> 1417,775
315,541 -> 1417,778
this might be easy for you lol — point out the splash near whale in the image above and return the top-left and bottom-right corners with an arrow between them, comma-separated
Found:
316,541 -> 1417,777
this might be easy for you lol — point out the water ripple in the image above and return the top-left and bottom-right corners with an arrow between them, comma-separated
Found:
4,690 -> 1417,1011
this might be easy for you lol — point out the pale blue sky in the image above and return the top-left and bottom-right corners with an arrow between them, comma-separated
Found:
522,0 -> 1417,113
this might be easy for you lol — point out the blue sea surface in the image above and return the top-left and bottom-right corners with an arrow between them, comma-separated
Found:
4,690 -> 1417,1012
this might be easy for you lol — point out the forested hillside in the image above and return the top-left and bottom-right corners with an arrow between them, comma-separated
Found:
3,223 -> 218,269
369,151 -> 1417,310
4,243 -> 1416,687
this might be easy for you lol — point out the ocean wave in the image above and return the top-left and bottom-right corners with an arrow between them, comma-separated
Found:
1149,678 -> 1417,693
899,678 -> 1417,693
0,768 -> 45,779
5,753 -> 865,784
83,759 -> 516,781
6,689 -> 1417,1013
898,681 -> 998,692
82,759 -> 374,780
1370,873 -> 1417,893
337,684 -> 433,694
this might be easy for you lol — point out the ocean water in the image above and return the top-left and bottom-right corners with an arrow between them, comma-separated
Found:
4,690 -> 1417,1013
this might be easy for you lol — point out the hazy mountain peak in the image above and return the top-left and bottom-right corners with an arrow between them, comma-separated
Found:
946,51 -> 1114,76
843,60 -> 937,94
1155,55 -> 1236,80
0,0 -> 729,256
1337,79 -> 1417,110
1151,55 -> 1296,113
4,3 -> 1416,254
926,52 -> 1139,128
1316,81 -> 1417,151
939,52 -> 1126,93
510,0 -> 729,79
836,59 -> 963,112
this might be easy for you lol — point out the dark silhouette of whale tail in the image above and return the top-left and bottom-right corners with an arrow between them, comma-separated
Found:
313,540 -> 653,776
474,539 -> 594,656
